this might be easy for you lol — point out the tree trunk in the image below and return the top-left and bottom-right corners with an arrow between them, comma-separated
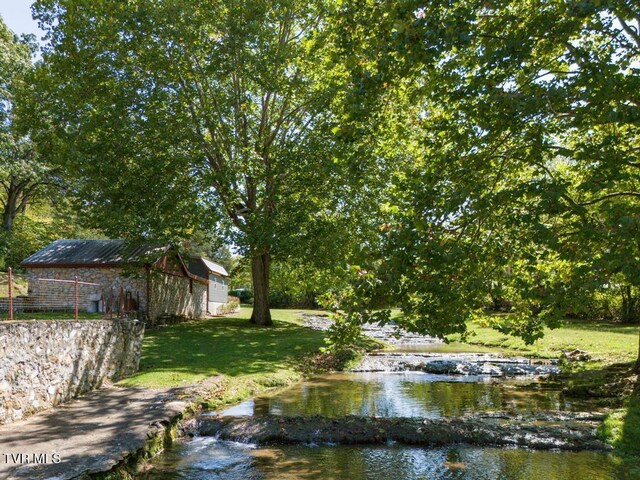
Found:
636,326 -> 640,373
620,285 -> 640,324
250,252 -> 273,326
2,209 -> 13,233
2,180 -> 26,234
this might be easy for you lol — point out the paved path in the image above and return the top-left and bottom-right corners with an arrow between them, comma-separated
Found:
0,382 -> 206,480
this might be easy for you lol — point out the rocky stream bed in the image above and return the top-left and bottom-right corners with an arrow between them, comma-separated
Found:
197,411 -> 608,451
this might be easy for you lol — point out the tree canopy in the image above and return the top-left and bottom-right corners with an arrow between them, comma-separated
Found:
31,0 -> 363,324
321,0 -> 640,350
17,0 -> 640,367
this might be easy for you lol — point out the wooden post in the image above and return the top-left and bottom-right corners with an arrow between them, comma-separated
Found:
8,267 -> 13,322
119,286 -> 124,319
74,275 -> 79,321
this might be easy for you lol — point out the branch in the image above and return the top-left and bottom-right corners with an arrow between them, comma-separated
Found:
615,13 -> 640,50
579,191 -> 640,206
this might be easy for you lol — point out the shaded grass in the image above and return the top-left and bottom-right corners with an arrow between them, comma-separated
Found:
119,307 -> 327,388
600,386 -> 640,474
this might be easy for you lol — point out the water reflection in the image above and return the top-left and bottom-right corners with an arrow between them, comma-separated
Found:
220,372 -> 593,419
138,437 -> 629,480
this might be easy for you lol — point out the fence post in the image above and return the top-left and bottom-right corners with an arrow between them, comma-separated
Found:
74,275 -> 79,321
8,267 -> 13,322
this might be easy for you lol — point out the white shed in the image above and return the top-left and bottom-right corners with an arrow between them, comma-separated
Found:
188,257 -> 230,314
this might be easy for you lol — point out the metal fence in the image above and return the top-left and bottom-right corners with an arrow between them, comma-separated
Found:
0,267 -> 142,321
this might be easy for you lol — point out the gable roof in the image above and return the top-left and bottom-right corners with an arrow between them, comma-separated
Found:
191,256 -> 229,277
21,240 -> 169,268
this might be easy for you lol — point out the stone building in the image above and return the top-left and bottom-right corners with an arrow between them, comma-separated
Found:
188,256 -> 230,315
20,240 -> 208,324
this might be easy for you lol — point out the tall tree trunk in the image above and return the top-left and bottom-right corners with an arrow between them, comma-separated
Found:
250,252 -> 273,326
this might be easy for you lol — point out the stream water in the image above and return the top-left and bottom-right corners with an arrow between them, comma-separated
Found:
218,372 -> 593,418
137,437 -> 626,479
136,337 -> 636,479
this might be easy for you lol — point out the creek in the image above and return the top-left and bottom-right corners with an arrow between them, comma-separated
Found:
135,323 -> 635,479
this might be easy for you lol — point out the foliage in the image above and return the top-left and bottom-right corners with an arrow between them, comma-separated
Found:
1,200 -> 98,269
230,288 -> 253,304
216,295 -> 240,315
267,260 -> 344,308
30,0 -> 363,324
0,17 -> 63,264
321,0 -> 640,351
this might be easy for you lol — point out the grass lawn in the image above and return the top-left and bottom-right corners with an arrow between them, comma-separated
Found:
119,307 -> 327,392
447,317 -> 640,365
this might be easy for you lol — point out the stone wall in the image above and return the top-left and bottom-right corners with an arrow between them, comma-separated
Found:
148,273 -> 207,321
25,267 -> 148,314
0,319 -> 144,425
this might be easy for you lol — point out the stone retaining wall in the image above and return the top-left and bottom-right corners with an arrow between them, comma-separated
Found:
0,319 -> 144,425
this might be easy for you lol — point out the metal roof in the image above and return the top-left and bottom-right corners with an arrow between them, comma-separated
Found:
21,240 -> 169,267
197,257 -> 229,277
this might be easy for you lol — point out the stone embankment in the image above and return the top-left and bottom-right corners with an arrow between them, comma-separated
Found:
198,411 -> 609,451
0,319 -> 144,425
0,375 -> 224,480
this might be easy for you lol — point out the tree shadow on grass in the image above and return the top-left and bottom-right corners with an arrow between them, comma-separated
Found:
557,360 -> 640,476
127,316 -> 327,383
618,376 -> 640,477
559,318 -> 640,336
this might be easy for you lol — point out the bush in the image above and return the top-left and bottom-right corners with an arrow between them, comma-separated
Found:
216,296 -> 240,315
230,289 -> 253,304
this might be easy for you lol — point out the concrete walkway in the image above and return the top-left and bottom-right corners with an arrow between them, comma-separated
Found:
0,383 -> 199,480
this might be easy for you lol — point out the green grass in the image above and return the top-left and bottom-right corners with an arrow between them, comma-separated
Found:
600,392 -> 640,473
119,307 -> 328,389
448,318 -> 640,365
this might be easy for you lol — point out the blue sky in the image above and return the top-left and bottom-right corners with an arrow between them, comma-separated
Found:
0,1 -> 45,40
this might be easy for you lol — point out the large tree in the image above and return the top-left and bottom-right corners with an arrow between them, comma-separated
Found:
326,0 -> 640,366
32,0 -> 352,325
0,17 -> 55,249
